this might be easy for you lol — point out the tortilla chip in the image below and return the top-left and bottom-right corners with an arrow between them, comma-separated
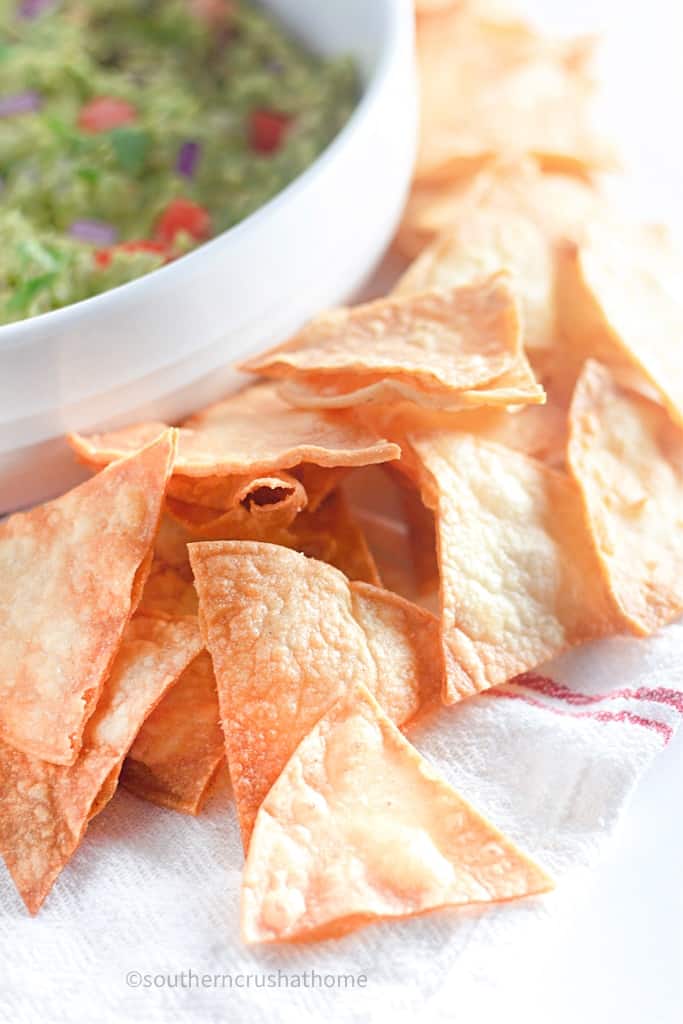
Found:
242,682 -> 553,943
568,360 -> 683,634
189,541 -> 442,844
165,470 -> 307,534
276,355 -> 545,412
396,160 -> 605,353
0,431 -> 175,765
121,651 -> 225,815
289,463 -> 349,512
138,561 -> 199,618
242,276 -> 525,398
415,6 -> 613,183
69,382 -> 399,477
290,490 -> 381,586
410,432 -> 627,702
0,615 -> 203,913
167,470 -> 306,516
556,223 -> 683,428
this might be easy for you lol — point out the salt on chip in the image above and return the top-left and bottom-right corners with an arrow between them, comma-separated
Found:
189,541 -> 442,845
242,276 -> 524,400
121,651 -> 225,815
242,682 -> 553,943
568,360 -> 683,634
415,5 -> 613,184
0,430 -> 175,765
556,223 -> 683,428
69,382 -> 399,477
410,432 -> 627,702
0,615 -> 203,913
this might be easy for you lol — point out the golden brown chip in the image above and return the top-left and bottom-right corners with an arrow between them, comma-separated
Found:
189,541 -> 442,845
0,615 -> 203,913
242,276 -> 524,400
242,682 -> 553,943
137,561 -> 199,618
395,160 -> 605,350
409,432 -> 627,702
415,6 -> 613,184
556,224 -> 683,428
165,470 -> 307,535
167,470 -> 306,518
289,463 -> 349,512
568,360 -> 683,634
121,651 -> 225,815
0,431 -> 175,765
290,490 -> 381,586
69,382 -> 399,477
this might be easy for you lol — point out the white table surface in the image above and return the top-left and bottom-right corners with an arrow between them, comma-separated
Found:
487,2 -> 683,1021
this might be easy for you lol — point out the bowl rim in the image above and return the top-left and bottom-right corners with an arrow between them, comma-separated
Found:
0,0 -> 407,348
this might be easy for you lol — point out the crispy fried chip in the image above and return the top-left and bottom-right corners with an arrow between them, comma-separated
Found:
190,542 -> 442,844
242,276 -> 525,400
568,361 -> 683,634
557,224 -> 683,427
410,433 -> 626,702
69,382 -> 399,477
290,490 -> 381,586
0,615 -> 203,912
0,431 -> 175,765
276,356 -> 544,412
138,561 -> 199,618
242,682 -> 553,943
395,160 -> 605,351
165,469 -> 307,534
415,5 -> 613,184
121,651 -> 225,815
289,463 -> 349,512
167,470 -> 307,520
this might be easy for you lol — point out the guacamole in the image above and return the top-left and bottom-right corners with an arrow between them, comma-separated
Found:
0,0 -> 358,324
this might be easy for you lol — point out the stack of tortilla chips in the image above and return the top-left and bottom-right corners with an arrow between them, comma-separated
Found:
2,0 -> 682,945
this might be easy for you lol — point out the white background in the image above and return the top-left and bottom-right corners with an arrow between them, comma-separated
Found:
499,2 -> 683,1020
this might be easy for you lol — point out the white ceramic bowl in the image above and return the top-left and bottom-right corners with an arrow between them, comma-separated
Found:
0,0 -> 417,513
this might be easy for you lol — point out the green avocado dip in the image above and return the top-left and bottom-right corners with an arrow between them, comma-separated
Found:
0,0 -> 358,324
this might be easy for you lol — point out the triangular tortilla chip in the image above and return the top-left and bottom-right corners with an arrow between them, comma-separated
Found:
276,356 -> 544,412
415,5 -> 613,183
556,223 -> 683,428
568,360 -> 683,634
69,382 -> 399,477
242,682 -> 553,943
410,432 -> 627,702
241,276 -> 529,404
121,651 -> 225,815
395,160 -> 606,351
0,430 -> 175,765
189,542 -> 442,844
0,615 -> 203,913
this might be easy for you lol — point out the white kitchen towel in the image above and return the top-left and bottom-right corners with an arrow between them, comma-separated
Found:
1,621 -> 681,1024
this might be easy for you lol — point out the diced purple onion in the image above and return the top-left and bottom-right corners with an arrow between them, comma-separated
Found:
68,219 -> 118,247
18,0 -> 54,18
176,140 -> 200,179
0,90 -> 42,118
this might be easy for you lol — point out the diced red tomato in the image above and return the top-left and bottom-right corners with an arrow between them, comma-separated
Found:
248,109 -> 291,154
78,96 -> 137,134
94,239 -> 167,268
154,198 -> 212,246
